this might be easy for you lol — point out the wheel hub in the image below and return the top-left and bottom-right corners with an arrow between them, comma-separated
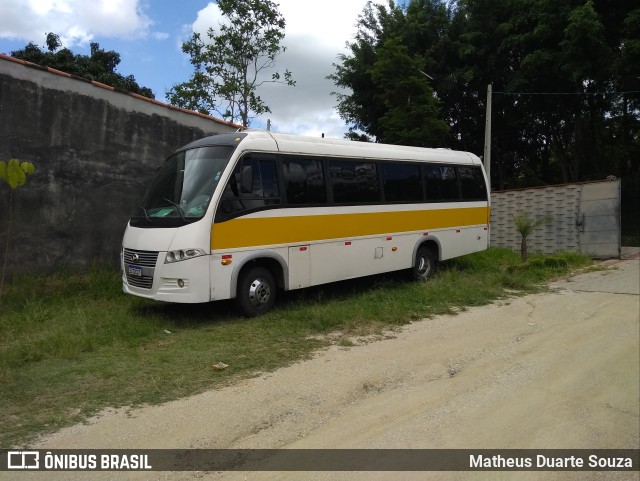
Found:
417,257 -> 427,274
248,278 -> 271,307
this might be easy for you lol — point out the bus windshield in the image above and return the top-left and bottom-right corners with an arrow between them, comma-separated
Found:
134,145 -> 235,226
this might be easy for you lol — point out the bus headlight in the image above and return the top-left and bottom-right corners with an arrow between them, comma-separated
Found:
165,248 -> 207,264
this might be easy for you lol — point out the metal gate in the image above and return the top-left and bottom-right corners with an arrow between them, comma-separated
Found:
577,181 -> 621,258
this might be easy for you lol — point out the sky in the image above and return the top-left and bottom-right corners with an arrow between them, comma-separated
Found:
0,0 -> 387,138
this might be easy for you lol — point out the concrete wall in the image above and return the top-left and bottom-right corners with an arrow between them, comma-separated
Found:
0,55 -> 240,274
490,179 -> 621,258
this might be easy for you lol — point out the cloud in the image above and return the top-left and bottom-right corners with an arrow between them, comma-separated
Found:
192,2 -> 223,36
0,0 -> 152,46
258,33 -> 345,136
276,0 -> 373,49
263,0 -> 388,137
188,0 -> 385,137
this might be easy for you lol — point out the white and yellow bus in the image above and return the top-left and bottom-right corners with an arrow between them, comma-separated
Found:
122,131 -> 490,316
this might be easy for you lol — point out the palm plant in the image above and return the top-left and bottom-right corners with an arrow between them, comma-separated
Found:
512,212 -> 552,260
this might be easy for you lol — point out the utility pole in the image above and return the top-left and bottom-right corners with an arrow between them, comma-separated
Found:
483,84 -> 492,191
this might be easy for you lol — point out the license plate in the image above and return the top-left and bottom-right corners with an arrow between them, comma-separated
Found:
127,265 -> 143,277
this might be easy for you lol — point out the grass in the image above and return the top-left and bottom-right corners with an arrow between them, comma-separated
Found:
0,249 -> 592,447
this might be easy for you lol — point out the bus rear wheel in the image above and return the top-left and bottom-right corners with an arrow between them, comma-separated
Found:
413,247 -> 437,282
236,266 -> 276,317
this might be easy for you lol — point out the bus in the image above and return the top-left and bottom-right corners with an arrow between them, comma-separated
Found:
121,131 -> 490,316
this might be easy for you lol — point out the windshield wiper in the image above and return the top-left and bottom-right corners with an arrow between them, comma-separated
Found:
138,205 -> 151,222
162,197 -> 187,221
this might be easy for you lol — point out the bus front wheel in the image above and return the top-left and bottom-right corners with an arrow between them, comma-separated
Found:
236,266 -> 276,317
413,247 -> 437,282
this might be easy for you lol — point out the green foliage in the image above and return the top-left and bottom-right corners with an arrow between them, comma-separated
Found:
512,212 -> 553,260
328,1 -> 406,142
370,37 -> 449,145
167,0 -> 294,127
506,255 -> 569,273
11,34 -> 154,99
0,159 -> 35,189
560,0 -> 609,83
329,0 -> 640,189
512,212 -> 552,238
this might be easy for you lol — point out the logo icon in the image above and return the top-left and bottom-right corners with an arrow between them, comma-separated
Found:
131,253 -> 140,264
8,451 -> 39,469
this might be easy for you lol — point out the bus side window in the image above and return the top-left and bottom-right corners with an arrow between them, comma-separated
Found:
457,166 -> 487,201
330,159 -> 380,203
283,157 -> 327,205
423,164 -> 460,202
255,159 -> 279,199
239,164 -> 254,193
219,156 -> 280,219
381,162 -> 422,203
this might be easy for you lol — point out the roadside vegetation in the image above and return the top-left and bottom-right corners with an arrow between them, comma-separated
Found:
0,248 -> 591,447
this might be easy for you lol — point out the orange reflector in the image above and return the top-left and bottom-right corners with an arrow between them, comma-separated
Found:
392,246 -> 398,252
221,259 -> 232,266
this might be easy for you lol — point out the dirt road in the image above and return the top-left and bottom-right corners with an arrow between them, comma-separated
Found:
17,257 -> 640,481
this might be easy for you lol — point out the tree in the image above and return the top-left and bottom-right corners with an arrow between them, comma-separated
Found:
328,0 -> 406,142
329,1 -> 449,146
453,0 -> 638,188
370,37 -> 449,145
11,34 -> 154,98
0,159 -> 35,300
330,0 -> 639,189
167,0 -> 294,127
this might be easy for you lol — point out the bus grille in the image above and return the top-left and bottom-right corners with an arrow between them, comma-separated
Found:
123,248 -> 158,289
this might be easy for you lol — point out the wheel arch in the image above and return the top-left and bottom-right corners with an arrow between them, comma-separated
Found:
412,235 -> 441,262
230,251 -> 288,299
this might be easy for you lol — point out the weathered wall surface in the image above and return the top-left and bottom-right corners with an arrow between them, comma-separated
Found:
0,56 -> 239,274
490,179 -> 621,258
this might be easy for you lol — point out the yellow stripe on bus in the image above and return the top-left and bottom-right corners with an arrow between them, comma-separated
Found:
211,206 -> 489,250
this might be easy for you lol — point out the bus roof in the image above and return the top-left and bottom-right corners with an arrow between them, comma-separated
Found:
178,131 -> 481,165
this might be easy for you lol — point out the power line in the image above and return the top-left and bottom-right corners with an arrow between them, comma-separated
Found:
493,90 -> 640,96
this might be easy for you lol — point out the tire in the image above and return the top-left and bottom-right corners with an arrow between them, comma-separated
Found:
236,266 -> 276,317
413,247 -> 437,282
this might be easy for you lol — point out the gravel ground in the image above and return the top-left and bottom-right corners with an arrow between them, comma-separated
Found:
10,258 -> 639,481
